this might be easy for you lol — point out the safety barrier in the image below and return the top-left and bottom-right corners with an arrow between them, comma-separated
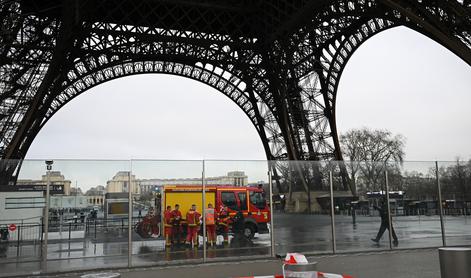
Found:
237,272 -> 353,278
237,253 -> 354,278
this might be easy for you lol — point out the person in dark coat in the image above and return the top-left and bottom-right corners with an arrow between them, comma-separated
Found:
371,198 -> 398,246
0,226 -> 9,257
230,210 -> 252,248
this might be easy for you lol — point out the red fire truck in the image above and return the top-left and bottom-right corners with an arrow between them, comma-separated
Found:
163,185 -> 270,239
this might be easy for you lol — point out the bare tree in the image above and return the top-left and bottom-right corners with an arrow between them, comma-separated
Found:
340,128 -> 406,195
439,159 -> 471,202
402,170 -> 437,201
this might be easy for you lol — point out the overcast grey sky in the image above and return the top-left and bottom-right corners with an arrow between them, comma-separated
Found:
22,27 -> 471,188
336,27 -> 471,161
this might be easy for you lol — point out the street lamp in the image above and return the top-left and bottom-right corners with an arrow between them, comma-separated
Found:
45,160 -> 53,171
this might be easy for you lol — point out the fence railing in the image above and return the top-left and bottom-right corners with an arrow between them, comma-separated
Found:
0,159 -> 470,276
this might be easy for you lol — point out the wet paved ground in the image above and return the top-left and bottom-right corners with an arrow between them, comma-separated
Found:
1,249 -> 442,278
0,213 -> 469,277
47,248 -> 443,278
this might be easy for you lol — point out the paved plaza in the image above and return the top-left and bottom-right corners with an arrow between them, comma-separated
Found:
36,249 -> 442,278
0,213 -> 470,277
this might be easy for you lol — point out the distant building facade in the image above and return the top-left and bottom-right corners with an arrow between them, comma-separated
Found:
85,185 -> 106,206
16,171 -> 72,195
106,171 -> 140,195
138,171 -> 249,195
70,187 -> 83,196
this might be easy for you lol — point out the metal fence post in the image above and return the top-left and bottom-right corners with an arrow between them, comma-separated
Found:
202,160 -> 206,262
385,168 -> 393,250
21,219 -> 23,239
268,166 -> 275,257
329,169 -> 336,254
128,170 -> 133,268
59,212 -> 63,238
42,164 -> 51,273
436,161 -> 446,246
40,217 -> 44,243
17,224 -> 21,257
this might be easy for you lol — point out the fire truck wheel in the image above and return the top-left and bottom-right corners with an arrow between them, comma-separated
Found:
243,223 -> 256,239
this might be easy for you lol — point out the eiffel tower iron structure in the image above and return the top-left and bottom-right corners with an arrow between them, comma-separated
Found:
1,0 -> 470,185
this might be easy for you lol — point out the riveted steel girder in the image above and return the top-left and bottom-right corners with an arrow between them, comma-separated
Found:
1,0 -> 470,186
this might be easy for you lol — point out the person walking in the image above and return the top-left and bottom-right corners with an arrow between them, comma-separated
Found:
163,205 -> 173,247
350,201 -> 357,225
0,225 -> 9,257
171,204 -> 183,245
371,198 -> 398,246
80,211 -> 85,223
205,203 -> 217,247
185,204 -> 201,248
73,211 -> 78,230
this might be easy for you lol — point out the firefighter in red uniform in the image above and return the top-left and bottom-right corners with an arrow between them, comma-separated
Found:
205,203 -> 217,247
185,204 -> 201,247
218,204 -> 230,245
171,204 -> 183,244
163,205 -> 173,247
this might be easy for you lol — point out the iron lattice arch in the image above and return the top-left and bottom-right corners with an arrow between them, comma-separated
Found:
56,60 -> 284,161
1,0 -> 470,183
